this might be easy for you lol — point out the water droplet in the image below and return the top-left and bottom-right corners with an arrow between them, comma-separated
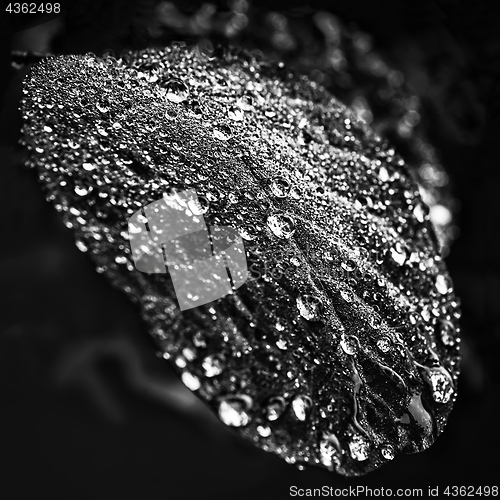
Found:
238,225 -> 259,241
319,433 -> 343,469
368,315 -> 382,329
436,274 -> 452,295
165,107 -> 179,120
74,185 -> 92,196
228,105 -> 244,121
276,338 -> 288,350
267,214 -> 295,239
439,320 -> 456,346
413,203 -> 428,223
341,260 -> 356,273
380,444 -> 394,460
340,289 -> 354,303
115,255 -> 127,265
257,425 -> 271,437
292,394 -> 312,421
265,396 -> 286,421
218,395 -> 252,427
202,354 -> 225,377
82,162 -> 97,172
188,196 -> 209,215
237,95 -> 254,111
296,295 -> 323,321
213,124 -> 233,141
423,366 -> 454,403
270,177 -> 291,198
390,243 -> 408,266
376,336 -> 392,353
181,372 -> 200,391
340,334 -> 358,355
76,241 -> 88,252
348,434 -> 369,461
163,78 -> 189,103
96,102 -> 109,113
378,166 -> 390,182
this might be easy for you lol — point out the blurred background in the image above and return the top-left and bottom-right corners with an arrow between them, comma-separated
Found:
1,0 -> 499,498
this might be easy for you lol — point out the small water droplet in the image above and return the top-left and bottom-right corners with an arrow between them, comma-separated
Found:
257,425 -> 271,437
238,225 -> 259,241
163,78 -> 189,103
340,288 -> 354,303
265,396 -> 286,421
291,394 -> 312,421
435,274 -> 452,295
340,334 -> 358,355
390,243 -> 408,266
228,105 -> 244,121
376,336 -> 392,353
270,177 -> 291,198
378,166 -> 390,182
181,372 -> 200,391
218,395 -> 252,427
296,295 -> 323,321
380,444 -> 395,460
76,241 -> 88,252
439,320 -> 456,346
423,366 -> 454,403
213,124 -> 233,141
267,214 -> 295,239
96,102 -> 109,113
348,434 -> 369,461
237,95 -> 254,111
319,433 -> 342,469
115,255 -> 127,265
188,196 -> 209,215
413,203 -> 428,223
74,185 -> 92,196
82,162 -> 97,172
202,354 -> 225,377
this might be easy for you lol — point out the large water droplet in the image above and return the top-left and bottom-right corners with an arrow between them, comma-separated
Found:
267,214 -> 295,239
291,394 -> 312,421
218,395 -> 252,427
163,78 -> 189,103
296,295 -> 323,321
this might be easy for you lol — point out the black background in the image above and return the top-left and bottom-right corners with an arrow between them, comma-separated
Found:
1,1 -> 499,498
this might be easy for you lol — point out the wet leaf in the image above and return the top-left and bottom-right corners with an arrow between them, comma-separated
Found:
20,46 -> 461,475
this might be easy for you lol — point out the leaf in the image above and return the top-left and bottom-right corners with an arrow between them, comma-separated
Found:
20,46 -> 461,476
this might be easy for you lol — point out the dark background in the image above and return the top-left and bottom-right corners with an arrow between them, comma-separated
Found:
1,1 -> 499,498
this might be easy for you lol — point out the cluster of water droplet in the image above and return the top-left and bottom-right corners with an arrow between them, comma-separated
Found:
20,44 -> 461,476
